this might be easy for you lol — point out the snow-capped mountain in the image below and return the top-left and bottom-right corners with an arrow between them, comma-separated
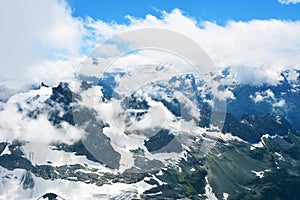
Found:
0,67 -> 300,199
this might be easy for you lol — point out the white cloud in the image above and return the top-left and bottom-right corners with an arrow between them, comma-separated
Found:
273,99 -> 286,107
278,0 -> 300,4
86,9 -> 300,85
0,86 -> 81,144
1,2 -> 300,87
0,0 -> 82,82
252,94 -> 264,103
29,56 -> 85,85
250,89 -> 286,108
250,89 -> 276,103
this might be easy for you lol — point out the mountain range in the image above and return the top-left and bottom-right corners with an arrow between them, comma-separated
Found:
0,67 -> 299,199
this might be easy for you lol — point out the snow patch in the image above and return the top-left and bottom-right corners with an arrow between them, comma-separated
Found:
274,152 -> 285,161
205,177 -> 218,200
223,193 -> 229,200
251,170 -> 264,178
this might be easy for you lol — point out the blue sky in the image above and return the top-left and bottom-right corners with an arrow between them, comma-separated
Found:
68,0 -> 300,24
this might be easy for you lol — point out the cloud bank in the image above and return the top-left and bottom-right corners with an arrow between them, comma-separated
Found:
1,1 -> 300,86
87,9 -> 300,85
0,0 -> 82,83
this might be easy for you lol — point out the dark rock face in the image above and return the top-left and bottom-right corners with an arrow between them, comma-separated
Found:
0,141 -> 33,171
45,82 -> 76,126
41,193 -> 58,200
0,142 -> 8,155
21,171 -> 35,189
0,154 -> 33,171
122,95 -> 150,110
54,141 -> 97,163
72,107 -> 121,169
80,81 -> 92,91
8,140 -> 25,156
159,98 -> 181,117
54,136 -> 121,170
49,82 -> 73,106
144,129 -> 175,152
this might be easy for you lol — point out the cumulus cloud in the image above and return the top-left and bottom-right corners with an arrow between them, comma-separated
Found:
250,89 -> 275,103
86,9 -> 300,85
273,99 -> 286,107
278,0 -> 300,4
0,87 -> 81,144
1,1 -> 300,87
29,56 -> 85,85
0,0 -> 82,83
